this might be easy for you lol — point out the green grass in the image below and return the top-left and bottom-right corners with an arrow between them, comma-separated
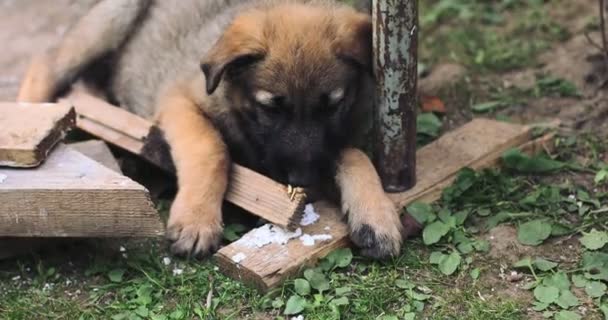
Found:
420,0 -> 570,72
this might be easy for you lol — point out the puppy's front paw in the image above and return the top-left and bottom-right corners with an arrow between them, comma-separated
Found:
345,193 -> 403,260
166,189 -> 223,258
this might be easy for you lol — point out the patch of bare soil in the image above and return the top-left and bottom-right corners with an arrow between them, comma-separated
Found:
502,30 -> 608,135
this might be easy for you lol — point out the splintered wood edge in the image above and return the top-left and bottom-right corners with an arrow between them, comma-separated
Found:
0,105 -> 76,168
227,165 -> 307,230
61,90 -> 308,229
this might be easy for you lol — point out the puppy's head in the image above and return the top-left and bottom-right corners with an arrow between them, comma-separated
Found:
201,3 -> 372,187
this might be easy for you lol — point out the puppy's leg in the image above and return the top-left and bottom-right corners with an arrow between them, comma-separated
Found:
336,148 -> 403,259
18,0 -> 150,102
156,84 -> 229,258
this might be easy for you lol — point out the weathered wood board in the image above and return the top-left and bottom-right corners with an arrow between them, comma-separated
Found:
0,144 -> 164,237
214,118 -> 558,292
0,139 -> 124,259
68,139 -> 122,173
215,201 -> 349,292
60,90 -> 306,230
0,102 -> 75,167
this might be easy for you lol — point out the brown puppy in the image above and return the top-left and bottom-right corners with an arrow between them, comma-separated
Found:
17,0 -> 403,259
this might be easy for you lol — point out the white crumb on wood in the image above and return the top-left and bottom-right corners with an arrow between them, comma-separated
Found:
0,173 -> 6,183
299,234 -> 333,246
236,224 -> 303,248
231,252 -> 247,263
300,204 -> 320,226
324,226 -> 331,231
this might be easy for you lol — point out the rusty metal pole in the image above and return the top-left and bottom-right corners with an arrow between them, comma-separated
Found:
372,0 -> 418,193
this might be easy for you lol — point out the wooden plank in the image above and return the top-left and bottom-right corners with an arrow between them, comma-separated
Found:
387,118 -> 532,207
215,118 -> 545,292
0,102 -> 75,167
215,201 -> 349,292
0,144 -> 164,237
68,140 -> 122,173
59,90 -> 306,230
0,140 -> 124,260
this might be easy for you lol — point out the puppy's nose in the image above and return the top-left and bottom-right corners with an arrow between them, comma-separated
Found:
287,171 -> 312,188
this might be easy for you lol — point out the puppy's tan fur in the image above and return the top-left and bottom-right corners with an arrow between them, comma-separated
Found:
17,0 -> 403,259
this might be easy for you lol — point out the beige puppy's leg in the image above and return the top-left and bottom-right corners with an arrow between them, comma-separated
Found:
156,84 -> 229,258
18,0 -> 150,102
336,148 -> 403,259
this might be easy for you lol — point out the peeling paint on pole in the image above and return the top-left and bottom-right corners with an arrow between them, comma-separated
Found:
372,0 -> 418,192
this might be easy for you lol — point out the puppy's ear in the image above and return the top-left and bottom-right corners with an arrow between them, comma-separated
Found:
333,11 -> 373,74
201,16 -> 266,95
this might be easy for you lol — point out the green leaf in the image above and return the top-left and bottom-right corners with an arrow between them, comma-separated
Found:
407,202 -> 435,224
325,248 -> 353,269
473,240 -> 490,252
579,229 -> 608,250
454,210 -> 469,226
395,280 -> 414,289
556,290 -> 580,309
169,309 -> 184,320
108,269 -> 125,283
417,113 -> 443,137
439,251 -> 462,276
600,304 -> 608,320
595,168 -> 608,184
404,313 -> 416,320
429,251 -> 446,264
470,268 -> 480,280
532,301 -> 549,311
471,101 -> 505,113
150,314 -> 168,320
514,257 -> 533,269
135,306 -> 149,318
585,281 -> 607,298
222,223 -> 247,241
554,310 -> 581,320
423,221 -> 451,245
407,290 -> 431,301
534,258 -> 558,271
304,269 -> 330,293
284,295 -> 307,315
271,298 -> 285,309
457,242 -> 474,254
294,279 -> 311,296
517,219 -> 552,246
330,296 -> 349,306
571,274 -> 588,288
543,272 -> 570,291
533,285 -> 559,304
335,286 -> 352,296
501,148 -> 566,173
135,284 -> 153,305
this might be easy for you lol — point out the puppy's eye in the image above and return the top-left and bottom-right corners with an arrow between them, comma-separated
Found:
329,88 -> 345,105
254,90 -> 286,115
318,88 -> 344,116
254,90 -> 275,106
